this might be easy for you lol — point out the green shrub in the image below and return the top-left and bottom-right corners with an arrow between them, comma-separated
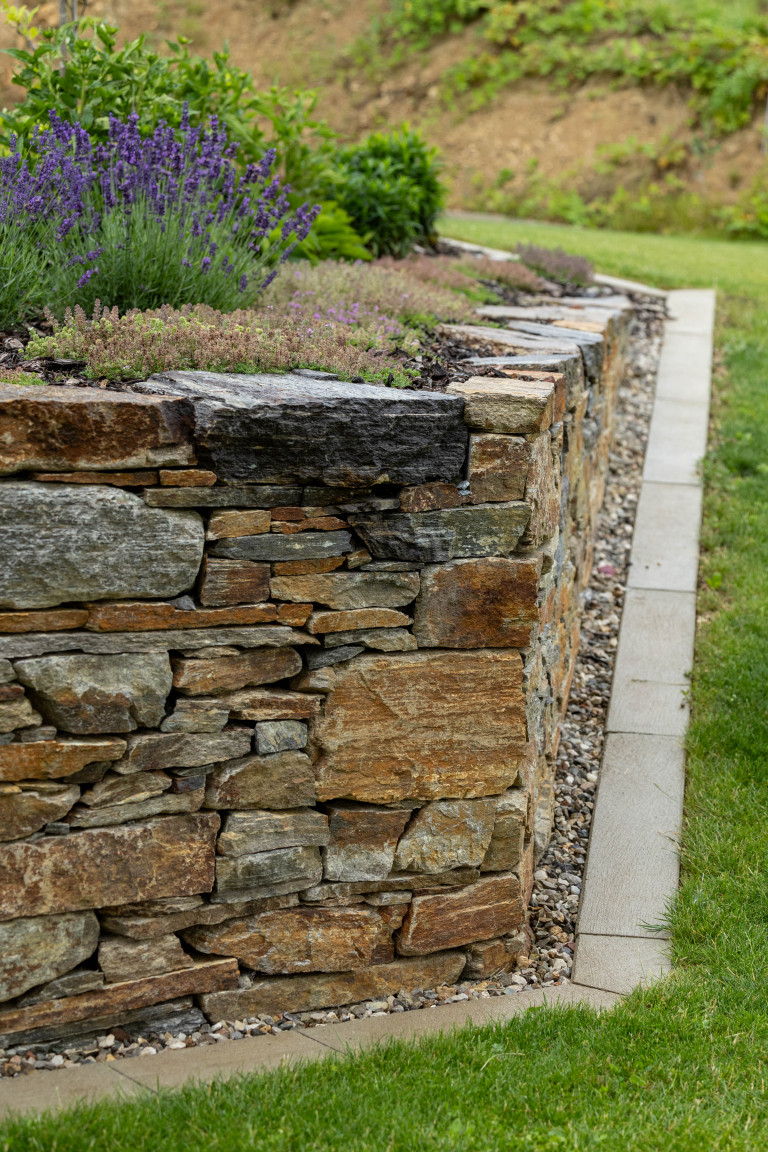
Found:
327,128 -> 445,257
292,202 -> 372,264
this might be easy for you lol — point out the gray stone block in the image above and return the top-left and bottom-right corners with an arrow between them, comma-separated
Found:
351,503 -> 530,562
0,483 -> 203,610
212,531 -> 352,563
254,720 -> 308,755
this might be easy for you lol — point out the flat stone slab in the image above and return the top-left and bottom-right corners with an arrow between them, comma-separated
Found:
132,371 -> 468,486
0,625 -> 307,659
627,481 -> 702,592
606,589 -> 695,737
572,934 -> 671,995
577,734 -> 684,938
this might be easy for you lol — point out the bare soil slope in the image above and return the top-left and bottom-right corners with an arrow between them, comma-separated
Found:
1,0 -> 762,207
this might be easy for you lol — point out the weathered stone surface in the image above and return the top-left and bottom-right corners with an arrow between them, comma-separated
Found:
504,319 -> 604,382
398,874 -> 524,955
272,557 -> 346,576
144,485 -> 302,508
214,845 -> 323,897
173,648 -> 303,696
272,515 -> 347,534
0,385 -> 194,474
184,904 -> 403,973
0,912 -> 99,1003
198,558 -> 271,607
463,937 -> 515,979
15,653 -> 172,734
16,966 -> 104,1007
159,468 -> 217,486
481,788 -> 528,872
447,374 -> 566,434
224,688 -> 323,722
101,894 -> 298,939
412,557 -> 541,649
206,509 -> 271,539
291,667 -> 337,693
0,783 -> 79,841
270,572 -> 420,610
134,370 -> 468,486
522,432 -> 560,546
467,353 -> 584,410
81,770 -> 170,808
254,720 -> 307,754
0,812 -> 220,920
323,803 -> 412,882
468,434 -> 530,503
85,601 -> 277,631
301,868 -> 480,902
442,325 -> 580,365
0,609 -> 88,634
160,698 -> 231,733
112,729 -> 252,774
306,645 -> 365,669
205,751 -> 315,810
0,660 -> 15,683
315,650 -> 527,802
34,469 -> 160,486
351,503 -> 530,563
199,950 -> 466,1016
98,933 -> 193,983
212,530 -> 352,563
66,787 -> 203,828
0,738 -> 126,782
276,602 -> 313,627
0,625 -> 305,659
0,483 -> 204,610
307,608 -> 410,635
0,695 -> 41,732
324,628 -> 417,652
218,809 -> 330,856
0,958 -> 238,1044
393,799 -> 497,874
399,482 -> 465,513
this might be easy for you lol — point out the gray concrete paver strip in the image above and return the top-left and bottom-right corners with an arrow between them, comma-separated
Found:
628,481 -> 702,593
573,935 -> 672,996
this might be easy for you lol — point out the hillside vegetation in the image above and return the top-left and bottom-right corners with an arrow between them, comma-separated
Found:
3,0 -> 768,234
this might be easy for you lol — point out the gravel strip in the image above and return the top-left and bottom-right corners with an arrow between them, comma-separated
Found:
0,294 -> 665,1077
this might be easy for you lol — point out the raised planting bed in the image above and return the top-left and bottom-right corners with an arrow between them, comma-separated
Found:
0,288 -> 632,1055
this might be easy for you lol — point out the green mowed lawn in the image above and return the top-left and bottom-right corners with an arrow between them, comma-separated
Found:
4,217 -> 768,1150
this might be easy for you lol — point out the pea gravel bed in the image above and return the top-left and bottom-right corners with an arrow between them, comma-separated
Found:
0,296 -> 665,1077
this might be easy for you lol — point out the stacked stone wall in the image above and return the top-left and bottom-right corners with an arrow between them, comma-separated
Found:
0,293 -> 630,1046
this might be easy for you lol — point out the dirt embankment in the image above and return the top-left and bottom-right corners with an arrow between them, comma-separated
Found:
1,0 -> 763,206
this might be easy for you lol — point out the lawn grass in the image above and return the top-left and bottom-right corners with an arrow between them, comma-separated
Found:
3,217 -> 768,1150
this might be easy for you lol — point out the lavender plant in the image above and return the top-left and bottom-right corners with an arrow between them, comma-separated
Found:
0,126 -> 87,330
45,110 -> 320,316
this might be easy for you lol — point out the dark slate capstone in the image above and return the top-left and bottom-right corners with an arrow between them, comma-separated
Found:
131,371 -> 468,486
502,322 -> 604,384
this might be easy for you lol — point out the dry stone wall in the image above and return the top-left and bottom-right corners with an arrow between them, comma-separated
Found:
0,293 -> 630,1045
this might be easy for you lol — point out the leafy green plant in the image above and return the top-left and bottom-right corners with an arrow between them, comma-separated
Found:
291,201 -> 372,264
327,127 -> 445,257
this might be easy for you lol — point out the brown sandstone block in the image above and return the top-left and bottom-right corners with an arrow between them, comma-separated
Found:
173,648 -> 303,696
218,809 -> 330,856
198,557 -> 270,607
463,937 -> 514,979
397,874 -> 524,955
99,893 -> 299,939
159,469 -> 217,487
0,386 -> 194,474
0,609 -> 89,634
0,737 -> 126,782
323,803 -> 412,882
306,608 -> 410,635
205,751 -> 316,810
399,482 -> 465,513
85,601 -> 277,631
467,434 -> 530,503
447,374 -> 566,434
523,432 -> 561,546
315,650 -> 527,803
206,509 -> 271,540
199,950 -> 466,1017
32,470 -> 159,486
0,784 -> 80,841
223,687 -> 323,722
272,557 -> 345,576
98,933 -> 193,983
0,812 -> 220,920
0,912 -> 99,1004
276,603 -> 313,627
270,571 -> 420,610
481,789 -> 528,872
271,516 -> 347,533
412,557 -> 541,649
393,799 -> 497,874
0,958 -> 238,1044
184,904 -> 403,973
